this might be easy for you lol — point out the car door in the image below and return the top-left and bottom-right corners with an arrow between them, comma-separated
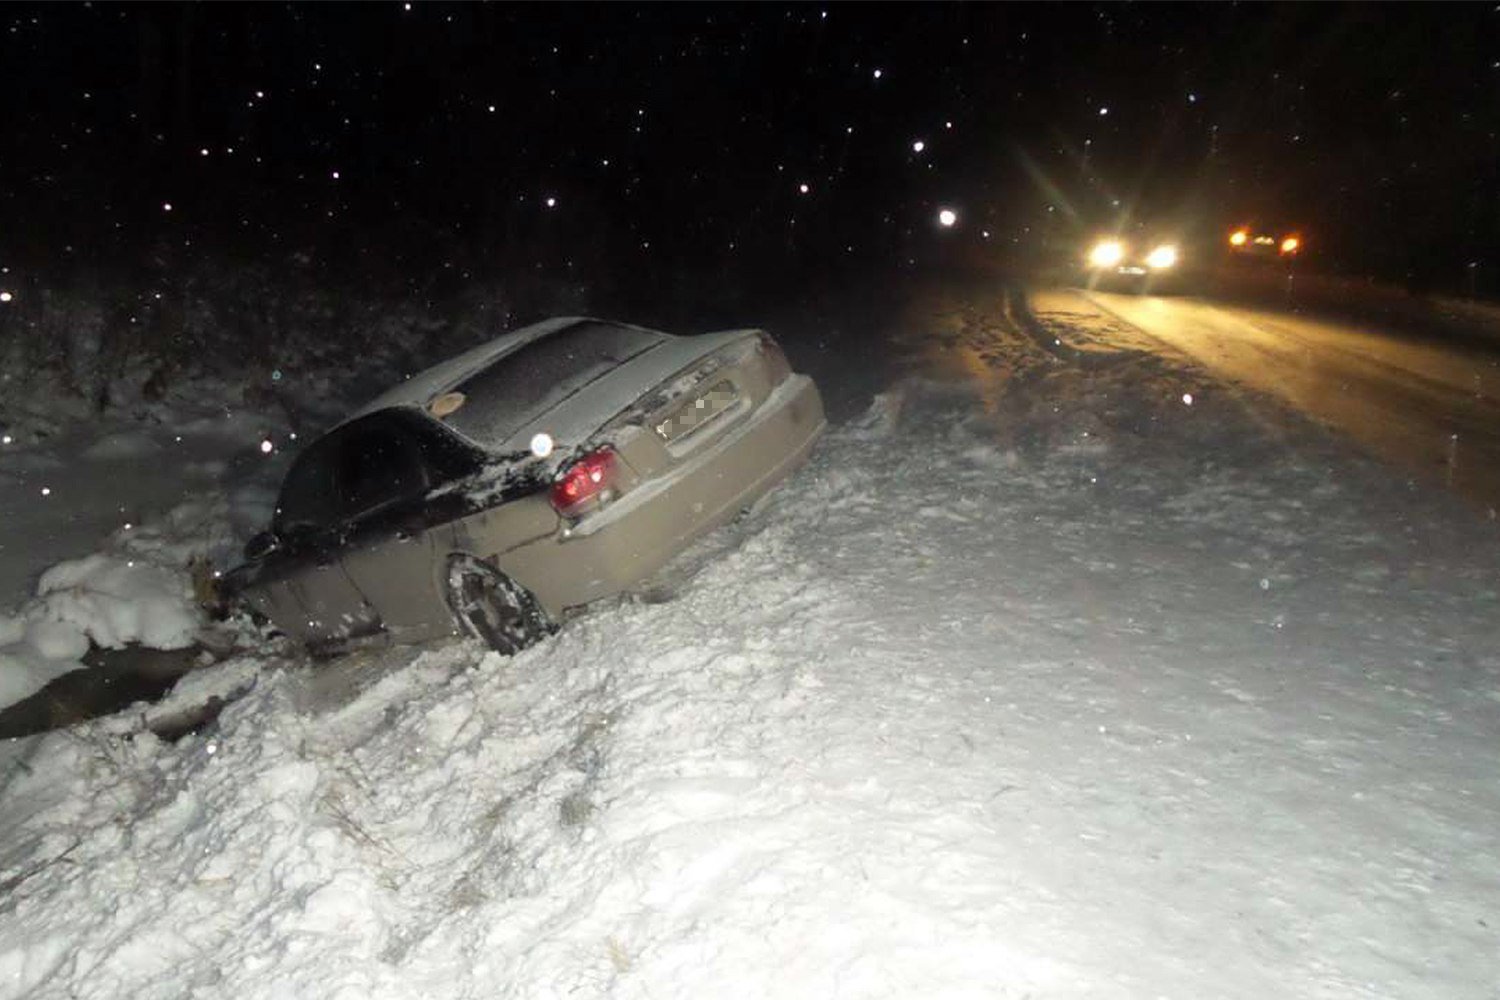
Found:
286,530 -> 382,643
262,426 -> 380,644
332,414 -> 458,643
338,513 -> 448,643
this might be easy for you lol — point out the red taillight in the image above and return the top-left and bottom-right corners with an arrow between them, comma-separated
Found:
549,447 -> 618,516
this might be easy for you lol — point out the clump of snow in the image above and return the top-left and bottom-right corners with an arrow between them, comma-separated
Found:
0,552 -> 202,708
36,554 -> 199,651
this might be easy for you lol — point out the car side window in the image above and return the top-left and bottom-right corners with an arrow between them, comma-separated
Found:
333,421 -> 427,523
273,409 -> 486,536
274,437 -> 341,534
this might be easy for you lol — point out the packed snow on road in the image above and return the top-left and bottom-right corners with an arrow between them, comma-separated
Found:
1,296 -> 1498,999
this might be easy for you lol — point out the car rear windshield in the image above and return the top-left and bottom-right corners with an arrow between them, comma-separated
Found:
443,321 -> 663,445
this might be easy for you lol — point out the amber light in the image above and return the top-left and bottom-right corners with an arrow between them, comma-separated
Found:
1280,236 -> 1301,254
1229,230 -> 1249,247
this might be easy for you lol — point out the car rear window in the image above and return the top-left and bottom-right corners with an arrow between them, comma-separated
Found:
443,321 -> 663,445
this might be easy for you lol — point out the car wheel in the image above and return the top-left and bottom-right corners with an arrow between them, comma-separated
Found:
443,554 -> 552,655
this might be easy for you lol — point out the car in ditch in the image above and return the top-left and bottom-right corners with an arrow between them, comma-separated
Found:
223,317 -> 826,655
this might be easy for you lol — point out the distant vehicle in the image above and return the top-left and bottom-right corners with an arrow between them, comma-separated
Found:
1227,225 -> 1303,261
1078,232 -> 1186,292
224,317 -> 826,655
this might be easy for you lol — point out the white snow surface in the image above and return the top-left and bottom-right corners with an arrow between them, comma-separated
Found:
3,300 -> 1500,999
0,553 -> 199,707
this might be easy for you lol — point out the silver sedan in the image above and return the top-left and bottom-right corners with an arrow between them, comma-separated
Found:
225,317 -> 825,654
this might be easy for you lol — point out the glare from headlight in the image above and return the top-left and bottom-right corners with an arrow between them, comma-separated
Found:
1146,245 -> 1178,269
1088,240 -> 1125,268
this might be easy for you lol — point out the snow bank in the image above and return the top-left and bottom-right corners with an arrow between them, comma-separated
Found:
0,489 -> 242,709
0,378 -> 287,707
0,553 -> 200,707
3,301 -> 1500,999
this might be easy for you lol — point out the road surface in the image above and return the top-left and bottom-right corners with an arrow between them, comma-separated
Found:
1028,286 -> 1500,515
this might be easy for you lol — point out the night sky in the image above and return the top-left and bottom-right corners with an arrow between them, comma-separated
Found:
4,3 -> 1499,300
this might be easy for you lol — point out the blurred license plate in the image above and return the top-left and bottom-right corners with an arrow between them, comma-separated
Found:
656,380 -> 738,442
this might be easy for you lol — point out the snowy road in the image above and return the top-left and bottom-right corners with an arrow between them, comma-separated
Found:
1028,287 -> 1500,513
3,284 -> 1500,999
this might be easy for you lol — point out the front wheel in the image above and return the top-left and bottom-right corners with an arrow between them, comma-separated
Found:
443,554 -> 552,655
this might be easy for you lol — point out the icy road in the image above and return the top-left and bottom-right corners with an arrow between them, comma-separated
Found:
2,284 -> 1500,999
1029,287 -> 1500,514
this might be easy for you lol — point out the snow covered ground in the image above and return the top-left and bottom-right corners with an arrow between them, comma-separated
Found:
2,289 -> 1499,999
0,360 -> 361,707
0,411 -> 266,706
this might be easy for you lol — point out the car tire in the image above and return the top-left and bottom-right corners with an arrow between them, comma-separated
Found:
443,554 -> 552,655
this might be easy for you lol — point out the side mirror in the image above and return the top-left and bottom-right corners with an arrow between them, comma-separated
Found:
244,530 -> 281,561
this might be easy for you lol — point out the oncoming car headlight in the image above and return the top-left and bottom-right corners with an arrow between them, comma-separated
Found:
1088,240 -> 1125,269
1146,244 -> 1179,269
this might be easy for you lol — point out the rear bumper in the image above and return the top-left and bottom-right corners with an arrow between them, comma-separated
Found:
494,374 -> 825,616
